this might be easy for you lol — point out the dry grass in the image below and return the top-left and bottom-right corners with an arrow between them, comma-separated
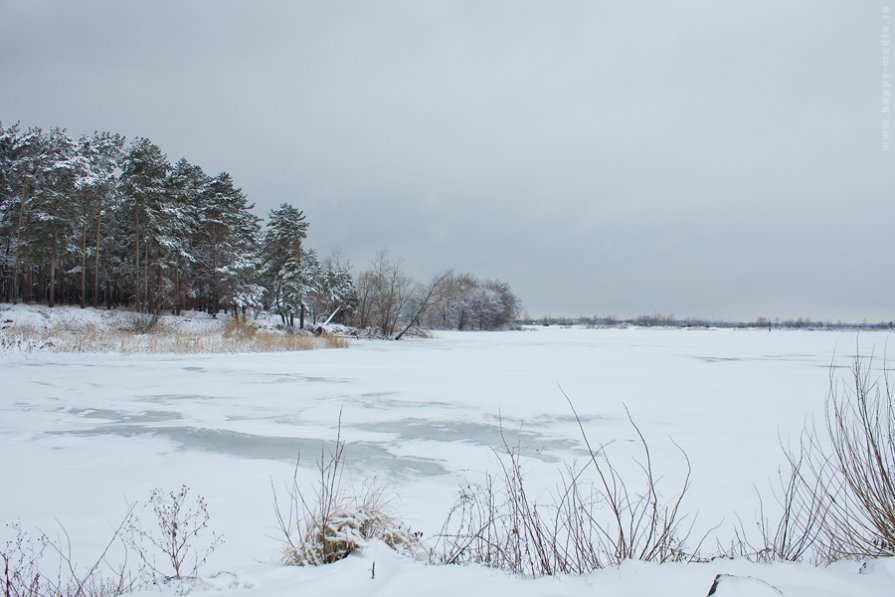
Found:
251,329 -> 349,352
223,318 -> 256,340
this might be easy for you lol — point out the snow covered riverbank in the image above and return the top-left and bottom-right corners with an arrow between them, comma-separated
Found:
0,304 -> 348,353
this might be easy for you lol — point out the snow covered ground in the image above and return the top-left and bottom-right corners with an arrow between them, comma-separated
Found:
3,316 -> 894,596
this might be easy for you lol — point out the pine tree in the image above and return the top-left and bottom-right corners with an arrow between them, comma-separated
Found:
165,158 -> 207,313
1,127 -> 45,303
0,122 -> 24,302
75,131 -> 125,307
0,122 -> 19,220
194,172 -> 260,316
117,137 -> 171,311
261,203 -> 310,326
20,128 -> 81,307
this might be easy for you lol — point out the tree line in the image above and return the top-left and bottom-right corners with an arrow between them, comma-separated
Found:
0,122 -> 520,334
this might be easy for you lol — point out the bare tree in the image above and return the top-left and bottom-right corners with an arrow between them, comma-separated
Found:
353,250 -> 413,337
394,270 -> 452,340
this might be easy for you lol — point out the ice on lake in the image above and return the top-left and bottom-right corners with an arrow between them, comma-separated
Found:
1,326 -> 890,569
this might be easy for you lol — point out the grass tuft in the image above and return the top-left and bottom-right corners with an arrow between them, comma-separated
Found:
274,417 -> 423,566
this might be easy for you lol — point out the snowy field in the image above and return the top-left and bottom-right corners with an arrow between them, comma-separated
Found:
3,324 -> 895,596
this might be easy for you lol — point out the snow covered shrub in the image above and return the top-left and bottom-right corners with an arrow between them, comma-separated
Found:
347,486 -> 423,556
432,398 -> 697,576
126,486 -> 222,582
279,487 -> 421,566
274,423 -> 422,566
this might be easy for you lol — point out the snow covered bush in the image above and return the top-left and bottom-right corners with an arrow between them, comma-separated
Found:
278,487 -> 422,566
273,424 -> 422,566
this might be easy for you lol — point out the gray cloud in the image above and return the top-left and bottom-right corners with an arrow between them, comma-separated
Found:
2,0 -> 892,320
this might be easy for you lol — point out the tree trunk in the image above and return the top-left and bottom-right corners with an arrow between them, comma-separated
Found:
134,212 -> 141,310
60,254 -> 66,305
1,240 -> 10,302
210,245 -> 219,315
12,181 -> 27,304
321,306 -> 341,327
80,225 -> 87,308
48,251 -> 56,308
143,245 -> 149,312
93,204 -> 102,307
174,266 -> 180,315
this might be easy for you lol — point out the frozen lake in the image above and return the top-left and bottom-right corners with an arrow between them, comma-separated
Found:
2,326 -> 890,570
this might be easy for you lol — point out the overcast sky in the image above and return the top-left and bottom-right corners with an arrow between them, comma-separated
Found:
1,1 -> 892,321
